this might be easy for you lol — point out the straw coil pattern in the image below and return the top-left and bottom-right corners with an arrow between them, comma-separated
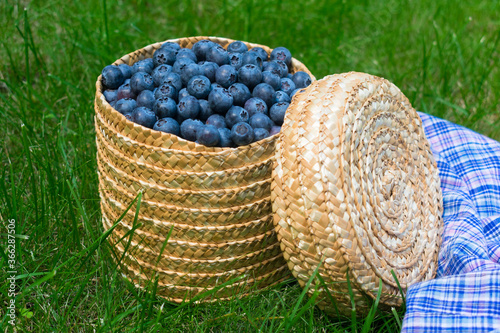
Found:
271,72 -> 443,315
95,36 -> 315,302
115,250 -> 291,303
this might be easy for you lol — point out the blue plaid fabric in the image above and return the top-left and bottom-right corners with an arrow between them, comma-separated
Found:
402,113 -> 500,332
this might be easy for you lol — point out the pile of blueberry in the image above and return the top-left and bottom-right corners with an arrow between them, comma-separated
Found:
101,39 -> 312,147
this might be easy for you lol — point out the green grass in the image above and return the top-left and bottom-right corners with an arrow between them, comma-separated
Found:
0,0 -> 499,331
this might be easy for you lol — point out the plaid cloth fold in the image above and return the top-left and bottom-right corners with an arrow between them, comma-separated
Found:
402,113 -> 500,332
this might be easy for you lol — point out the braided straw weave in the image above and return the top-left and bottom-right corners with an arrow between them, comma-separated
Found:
271,72 -> 443,315
95,36 -> 315,302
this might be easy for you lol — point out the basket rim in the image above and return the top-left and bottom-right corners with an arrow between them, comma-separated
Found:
95,104 -> 277,157
95,35 -> 316,153
96,130 -> 274,177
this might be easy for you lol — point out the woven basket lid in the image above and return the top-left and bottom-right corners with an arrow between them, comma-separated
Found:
271,72 -> 443,314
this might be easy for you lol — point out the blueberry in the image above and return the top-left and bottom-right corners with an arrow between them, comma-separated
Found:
144,58 -> 154,67
271,47 -> 292,67
198,99 -> 214,121
180,63 -> 202,86
206,114 -> 226,129
211,82 -> 223,90
273,60 -> 288,78
215,65 -> 237,88
104,89 -> 117,103
229,83 -> 251,106
132,106 -> 157,128
200,62 -> 219,82
161,42 -> 181,51
241,51 -> 263,68
178,88 -> 190,101
270,126 -> 281,136
176,48 -> 197,62
178,96 -> 200,120
118,64 -> 132,79
180,119 -> 204,141
173,58 -> 195,74
176,113 -> 185,125
114,98 -> 137,115
152,64 -> 173,86
253,83 -> 276,108
228,52 -> 243,70
132,59 -> 154,75
153,97 -> 177,119
206,45 -> 229,66
250,47 -> 268,61
124,113 -> 134,122
192,39 -> 216,61
249,113 -> 273,131
275,90 -> 291,103
244,97 -> 268,117
270,102 -> 289,125
218,128 -> 233,147
162,72 -> 182,91
291,88 -> 306,98
208,88 -> 233,114
231,122 -> 254,146
136,90 -> 156,109
288,73 -> 293,79
187,75 -> 211,99
153,48 -> 177,67
130,72 -> 154,95
227,41 -> 248,54
253,128 -> 270,142
280,78 -> 296,96
262,61 -> 281,77
262,71 -> 281,91
292,71 -> 312,89
154,83 -> 178,100
238,64 -> 262,90
226,106 -> 249,128
102,65 -> 125,89
153,117 -> 180,136
196,124 -> 221,147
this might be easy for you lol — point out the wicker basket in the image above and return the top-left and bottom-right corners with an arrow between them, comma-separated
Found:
95,36 -> 315,302
271,72 -> 443,315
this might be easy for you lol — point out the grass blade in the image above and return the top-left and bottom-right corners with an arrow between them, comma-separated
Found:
361,278 -> 382,333
346,270 -> 357,333
281,260 -> 322,332
114,192 -> 143,268
391,307 -> 402,331
15,270 -> 56,299
316,271 -> 342,318
155,225 -> 174,266
390,269 -> 406,310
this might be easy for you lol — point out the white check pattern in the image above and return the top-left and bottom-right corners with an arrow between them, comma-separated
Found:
402,113 -> 500,332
